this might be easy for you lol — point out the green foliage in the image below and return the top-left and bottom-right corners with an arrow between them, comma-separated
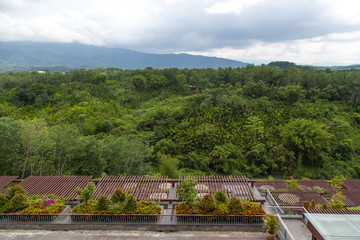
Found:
135,200 -> 161,214
286,178 -> 299,190
347,206 -> 360,211
7,185 -> 27,200
8,193 -> 28,212
177,180 -> 197,205
329,192 -> 346,210
96,195 -> 110,211
199,194 -> 217,213
19,196 -> 64,214
263,214 -> 279,234
228,197 -> 244,215
215,191 -> 227,203
330,176 -> 344,190
76,182 -> 96,205
111,188 -> 126,204
277,85 -> 306,104
124,195 -> 138,213
158,154 -> 179,178
1,67 -> 360,178
0,193 -> 8,209
281,119 -> 333,168
313,186 -> 325,192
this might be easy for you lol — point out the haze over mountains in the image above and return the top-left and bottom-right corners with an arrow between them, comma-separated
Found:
0,42 -> 247,71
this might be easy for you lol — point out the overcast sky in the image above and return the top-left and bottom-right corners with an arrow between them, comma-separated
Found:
1,0 -> 360,65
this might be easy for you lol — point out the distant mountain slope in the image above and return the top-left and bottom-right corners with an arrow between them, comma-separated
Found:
0,41 -> 247,70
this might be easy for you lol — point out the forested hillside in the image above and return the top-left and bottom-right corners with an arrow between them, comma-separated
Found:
0,66 -> 359,179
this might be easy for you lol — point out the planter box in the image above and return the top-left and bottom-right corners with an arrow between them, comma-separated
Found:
175,215 -> 264,225
1,214 -> 57,222
70,214 -> 159,224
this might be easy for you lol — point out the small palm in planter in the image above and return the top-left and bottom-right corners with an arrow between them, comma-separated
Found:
263,214 -> 279,240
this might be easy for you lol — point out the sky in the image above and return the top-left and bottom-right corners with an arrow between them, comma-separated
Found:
1,0 -> 360,66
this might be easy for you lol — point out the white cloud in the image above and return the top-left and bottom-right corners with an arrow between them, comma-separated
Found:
185,32 -> 360,66
205,0 -> 265,14
1,0 -> 360,65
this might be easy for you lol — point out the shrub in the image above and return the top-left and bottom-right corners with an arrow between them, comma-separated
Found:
215,191 -> 227,203
331,176 -> 344,190
19,198 -> 64,214
214,203 -> 229,215
124,195 -> 137,213
241,200 -> 266,215
96,195 -> 110,211
263,214 -> 279,234
111,188 -> 126,203
0,194 -> 9,213
228,197 -> 244,215
329,192 -> 345,210
303,200 -> 311,210
286,178 -> 299,190
71,201 -> 97,214
310,200 -> 316,209
76,182 -> 95,205
135,200 -> 161,214
178,180 -> 197,205
199,194 -> 216,213
0,193 -> 8,206
313,186 -> 325,192
8,193 -> 28,212
7,185 -> 27,200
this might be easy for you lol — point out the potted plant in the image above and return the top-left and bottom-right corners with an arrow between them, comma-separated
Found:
263,214 -> 279,240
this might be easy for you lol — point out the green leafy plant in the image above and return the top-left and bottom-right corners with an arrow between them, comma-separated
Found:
263,214 -> 279,235
215,190 -> 227,203
76,182 -> 95,205
313,186 -> 325,192
347,206 -> 360,211
7,185 -> 27,200
8,193 -> 28,212
329,192 -> 346,210
124,195 -> 137,213
286,178 -> 299,190
228,197 -> 244,215
96,195 -> 110,211
330,176 -> 344,190
199,193 -> 216,213
111,188 -> 126,203
178,180 -> 197,205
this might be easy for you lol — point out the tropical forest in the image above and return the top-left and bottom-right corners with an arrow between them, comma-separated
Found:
0,65 -> 359,180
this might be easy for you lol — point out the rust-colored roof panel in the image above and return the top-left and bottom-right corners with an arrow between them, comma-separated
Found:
18,176 -> 92,200
308,208 -> 360,214
178,176 -> 255,202
93,176 -> 169,201
270,190 -> 328,206
255,179 -> 288,190
0,176 -> 19,194
343,180 -> 360,190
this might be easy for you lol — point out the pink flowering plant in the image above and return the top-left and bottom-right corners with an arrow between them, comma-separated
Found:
18,194 -> 64,214
40,196 -> 56,207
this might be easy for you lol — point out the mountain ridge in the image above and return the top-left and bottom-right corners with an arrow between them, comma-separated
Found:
0,41 -> 248,71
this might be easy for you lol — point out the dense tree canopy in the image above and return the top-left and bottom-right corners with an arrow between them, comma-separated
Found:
0,66 -> 359,179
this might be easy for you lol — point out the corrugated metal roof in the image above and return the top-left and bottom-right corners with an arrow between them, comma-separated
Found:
18,176 -> 92,200
93,176 -> 169,201
255,179 -> 335,191
343,180 -> 360,190
0,176 -> 18,194
304,213 -> 360,239
270,190 -> 328,206
178,176 -> 255,202
308,209 -> 360,214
